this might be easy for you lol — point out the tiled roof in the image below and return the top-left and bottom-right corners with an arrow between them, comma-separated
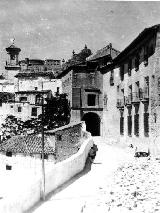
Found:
87,44 -> 120,61
15,71 -> 55,79
0,135 -> 55,155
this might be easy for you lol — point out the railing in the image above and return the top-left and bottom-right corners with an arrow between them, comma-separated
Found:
132,92 -> 140,103
125,94 -> 132,106
116,98 -> 124,108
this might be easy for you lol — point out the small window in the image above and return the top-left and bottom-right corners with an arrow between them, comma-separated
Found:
18,106 -> 22,112
57,135 -> 62,141
6,151 -> 12,157
31,107 -> 37,116
88,94 -> 96,106
41,154 -> 48,160
20,97 -> 27,102
10,105 -> 13,108
35,87 -> 38,91
6,165 -> 12,170
120,65 -> 124,81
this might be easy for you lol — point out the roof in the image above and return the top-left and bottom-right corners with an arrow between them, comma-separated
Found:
15,90 -> 51,94
15,71 -> 55,79
87,44 -> 120,61
6,45 -> 21,52
0,135 -> 55,155
114,24 -> 160,63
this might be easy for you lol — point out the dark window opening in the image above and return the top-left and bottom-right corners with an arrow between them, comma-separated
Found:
0,99 -> 2,107
19,97 -> 27,102
6,165 -> 12,170
41,154 -> 48,160
120,65 -> 124,81
135,55 -> 139,71
35,87 -> 38,91
120,116 -> 124,135
88,94 -> 96,106
144,113 -> 149,137
6,151 -> 12,157
31,107 -> 37,116
57,135 -> 62,141
128,59 -> 132,76
128,115 -> 132,136
110,70 -> 114,86
134,114 -> 139,136
18,106 -> 22,112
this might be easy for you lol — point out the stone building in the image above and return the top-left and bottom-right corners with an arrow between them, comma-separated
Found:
102,24 -> 160,153
58,44 -> 119,136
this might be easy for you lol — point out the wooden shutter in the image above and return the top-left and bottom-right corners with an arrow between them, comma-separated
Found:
134,114 -> 139,136
120,117 -> 124,135
144,113 -> 149,137
72,88 -> 81,108
128,115 -> 132,136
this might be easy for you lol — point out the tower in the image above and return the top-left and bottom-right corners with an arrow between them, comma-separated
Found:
5,39 -> 21,81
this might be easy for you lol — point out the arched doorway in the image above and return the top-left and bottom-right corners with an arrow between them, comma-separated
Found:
82,112 -> 100,136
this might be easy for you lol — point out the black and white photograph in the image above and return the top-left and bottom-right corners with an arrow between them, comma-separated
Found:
0,0 -> 160,212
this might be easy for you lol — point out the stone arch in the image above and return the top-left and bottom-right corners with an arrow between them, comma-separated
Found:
82,112 -> 100,136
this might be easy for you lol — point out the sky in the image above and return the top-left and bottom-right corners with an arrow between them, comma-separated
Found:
1,0 -> 160,71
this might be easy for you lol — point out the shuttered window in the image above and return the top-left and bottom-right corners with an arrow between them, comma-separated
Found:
134,114 -> 139,136
128,115 -> 132,136
120,117 -> 124,135
72,88 -> 81,108
144,113 -> 149,137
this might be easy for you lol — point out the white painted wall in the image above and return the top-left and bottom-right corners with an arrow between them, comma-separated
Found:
0,136 -> 93,213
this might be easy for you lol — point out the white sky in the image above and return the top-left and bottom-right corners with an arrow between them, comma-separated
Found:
0,0 -> 160,71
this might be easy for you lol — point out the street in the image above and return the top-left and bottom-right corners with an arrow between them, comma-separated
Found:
29,137 -> 134,213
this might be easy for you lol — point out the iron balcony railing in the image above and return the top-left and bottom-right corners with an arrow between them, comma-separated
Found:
132,92 -> 140,103
116,98 -> 124,108
125,94 -> 132,106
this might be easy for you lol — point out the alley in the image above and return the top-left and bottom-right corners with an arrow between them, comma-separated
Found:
30,137 -> 134,213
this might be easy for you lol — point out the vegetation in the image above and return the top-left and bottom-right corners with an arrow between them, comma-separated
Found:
1,93 -> 70,142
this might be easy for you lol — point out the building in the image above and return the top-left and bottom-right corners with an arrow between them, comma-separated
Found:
0,134 -> 55,173
102,24 -> 160,153
58,44 -> 119,136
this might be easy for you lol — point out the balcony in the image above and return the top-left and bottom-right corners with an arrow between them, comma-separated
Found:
125,95 -> 132,107
116,98 -> 124,109
132,92 -> 140,104
141,87 -> 149,103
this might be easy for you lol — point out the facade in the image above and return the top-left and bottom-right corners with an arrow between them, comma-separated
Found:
102,24 -> 160,153
58,44 -> 119,136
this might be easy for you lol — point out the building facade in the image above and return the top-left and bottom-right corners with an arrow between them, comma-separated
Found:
102,24 -> 160,154
58,45 -> 119,136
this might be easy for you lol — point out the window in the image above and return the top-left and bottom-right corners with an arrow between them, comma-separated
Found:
120,116 -> 124,135
72,88 -> 81,108
19,97 -> 27,102
57,135 -> 62,141
120,65 -> 124,81
127,115 -> 132,136
6,151 -> 12,157
41,154 -> 48,160
10,105 -> 13,108
6,165 -> 12,170
88,94 -> 96,106
144,46 -> 148,66
144,113 -> 149,137
134,114 -> 139,136
135,55 -> 139,71
110,70 -> 114,86
128,59 -> 132,76
18,106 -> 22,112
35,87 -> 38,91
31,107 -> 37,116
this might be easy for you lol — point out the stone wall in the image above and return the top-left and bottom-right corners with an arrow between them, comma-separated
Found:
46,121 -> 88,161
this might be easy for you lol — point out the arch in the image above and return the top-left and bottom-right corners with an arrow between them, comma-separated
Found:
82,112 -> 100,136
